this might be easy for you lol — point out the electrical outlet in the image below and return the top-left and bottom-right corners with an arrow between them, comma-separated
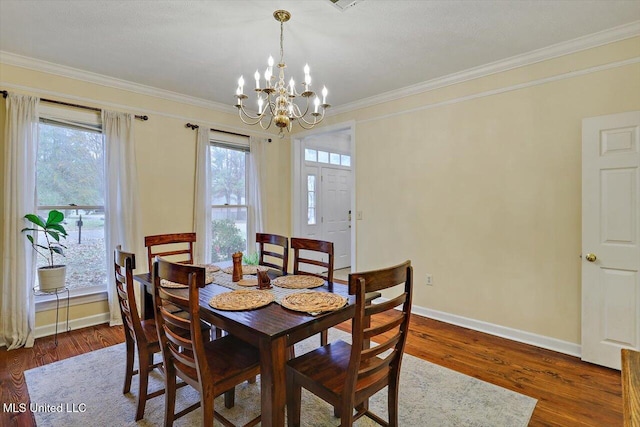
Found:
356,211 -> 363,220
426,274 -> 433,286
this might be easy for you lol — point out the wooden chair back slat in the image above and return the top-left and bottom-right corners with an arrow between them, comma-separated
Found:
256,233 -> 289,274
360,333 -> 401,362
291,237 -> 334,282
363,313 -> 405,340
365,293 -> 407,316
145,233 -> 196,272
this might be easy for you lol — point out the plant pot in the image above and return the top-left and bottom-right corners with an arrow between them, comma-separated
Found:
38,265 -> 66,291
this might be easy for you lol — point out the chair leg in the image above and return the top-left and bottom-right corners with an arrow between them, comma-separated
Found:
201,386 -> 214,427
224,387 -> 235,409
340,407 -> 353,427
123,339 -> 134,394
320,329 -> 328,346
164,364 -> 177,427
388,379 -> 400,427
135,349 -> 152,421
286,373 -> 302,427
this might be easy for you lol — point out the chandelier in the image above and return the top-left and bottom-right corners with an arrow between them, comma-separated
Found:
234,10 -> 330,137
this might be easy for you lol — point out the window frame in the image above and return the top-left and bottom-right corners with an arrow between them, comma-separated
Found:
34,106 -> 107,305
209,134 -> 252,261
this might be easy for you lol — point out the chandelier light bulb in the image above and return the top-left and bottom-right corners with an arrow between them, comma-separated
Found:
268,55 -> 274,68
258,97 -> 264,114
254,70 -> 260,88
264,67 -> 271,86
238,76 -> 244,93
322,86 -> 328,104
289,78 -> 295,95
314,96 -> 320,113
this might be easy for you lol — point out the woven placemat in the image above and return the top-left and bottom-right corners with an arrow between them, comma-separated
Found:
198,264 -> 221,273
271,275 -> 324,289
280,291 -> 347,314
209,290 -> 275,311
160,270 -> 216,288
222,265 -> 259,275
237,278 -> 258,287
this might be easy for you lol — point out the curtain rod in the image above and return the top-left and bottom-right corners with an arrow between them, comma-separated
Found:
1,90 -> 149,121
185,123 -> 250,139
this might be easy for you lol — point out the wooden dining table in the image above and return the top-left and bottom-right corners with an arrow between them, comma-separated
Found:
134,270 -> 355,427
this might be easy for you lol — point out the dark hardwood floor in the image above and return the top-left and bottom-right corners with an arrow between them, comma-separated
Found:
1,313 -> 622,426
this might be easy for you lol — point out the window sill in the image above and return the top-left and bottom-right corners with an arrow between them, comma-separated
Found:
35,287 -> 108,312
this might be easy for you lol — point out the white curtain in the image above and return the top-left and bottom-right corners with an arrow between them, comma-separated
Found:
248,136 -> 267,252
1,94 -> 39,349
102,110 -> 143,326
193,126 -> 211,264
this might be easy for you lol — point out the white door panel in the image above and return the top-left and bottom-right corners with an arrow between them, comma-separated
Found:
582,111 -> 640,370
322,168 -> 351,270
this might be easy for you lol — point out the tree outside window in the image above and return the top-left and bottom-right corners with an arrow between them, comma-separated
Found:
209,144 -> 248,262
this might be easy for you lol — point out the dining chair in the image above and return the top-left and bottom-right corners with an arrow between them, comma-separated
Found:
256,232 -> 289,274
291,237 -> 334,346
145,232 -> 226,339
286,260 -> 413,427
152,258 -> 261,427
144,232 -> 196,272
114,246 -> 164,421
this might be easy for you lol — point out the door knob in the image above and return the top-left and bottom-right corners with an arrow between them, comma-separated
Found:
585,253 -> 597,262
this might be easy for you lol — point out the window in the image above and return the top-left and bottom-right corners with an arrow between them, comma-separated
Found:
209,140 -> 250,262
307,175 -> 316,225
304,148 -> 351,168
36,110 -> 106,294
317,150 -> 329,163
304,148 -> 317,162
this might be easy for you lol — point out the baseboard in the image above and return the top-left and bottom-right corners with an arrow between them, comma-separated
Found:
410,304 -> 582,358
34,312 -> 110,339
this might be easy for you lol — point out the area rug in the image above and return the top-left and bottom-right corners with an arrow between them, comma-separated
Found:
24,329 -> 536,426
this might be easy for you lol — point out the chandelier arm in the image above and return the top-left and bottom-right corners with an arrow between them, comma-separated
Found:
258,114 -> 273,130
297,110 -> 325,127
238,106 -> 264,122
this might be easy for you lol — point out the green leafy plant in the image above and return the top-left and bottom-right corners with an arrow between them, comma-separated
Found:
21,210 -> 68,267
211,218 -> 246,262
243,251 -> 259,265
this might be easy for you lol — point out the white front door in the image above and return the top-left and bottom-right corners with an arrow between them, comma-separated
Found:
582,111 -> 640,370
322,168 -> 351,270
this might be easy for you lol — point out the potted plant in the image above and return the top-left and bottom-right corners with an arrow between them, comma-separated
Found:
22,210 -> 68,291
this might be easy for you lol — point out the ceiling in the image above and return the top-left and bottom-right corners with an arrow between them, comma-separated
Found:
1,1 -> 639,111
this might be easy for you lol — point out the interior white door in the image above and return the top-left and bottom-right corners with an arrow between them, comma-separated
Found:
321,168 -> 351,270
582,111 -> 640,370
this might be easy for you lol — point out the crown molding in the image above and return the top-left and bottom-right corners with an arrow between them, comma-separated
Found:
330,20 -> 640,115
0,50 -> 237,114
1,20 -> 638,117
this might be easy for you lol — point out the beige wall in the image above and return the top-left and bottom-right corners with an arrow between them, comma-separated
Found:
2,36 -> 639,345
314,36 -> 640,344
